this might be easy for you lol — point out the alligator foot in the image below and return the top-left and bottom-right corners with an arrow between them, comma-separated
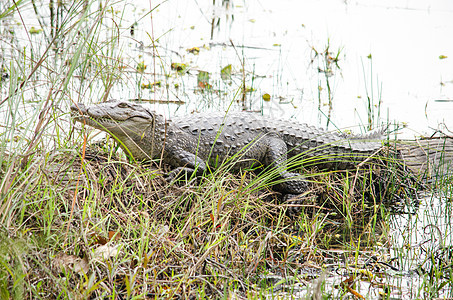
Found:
166,167 -> 198,184
283,193 -> 307,216
275,172 -> 309,194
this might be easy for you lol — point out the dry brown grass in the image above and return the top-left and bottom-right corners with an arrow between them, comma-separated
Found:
0,143 -> 423,298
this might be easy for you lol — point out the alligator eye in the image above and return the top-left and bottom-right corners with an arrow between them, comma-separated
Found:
117,102 -> 129,108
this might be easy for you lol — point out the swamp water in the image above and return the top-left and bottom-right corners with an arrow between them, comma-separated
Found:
1,0 -> 453,298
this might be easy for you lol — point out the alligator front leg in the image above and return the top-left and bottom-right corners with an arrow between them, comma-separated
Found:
164,146 -> 208,181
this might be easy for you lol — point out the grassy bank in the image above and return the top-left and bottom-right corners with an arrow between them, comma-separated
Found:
1,138 -> 412,298
1,1 -> 453,299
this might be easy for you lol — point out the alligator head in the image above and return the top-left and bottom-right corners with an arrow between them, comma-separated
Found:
70,101 -> 166,160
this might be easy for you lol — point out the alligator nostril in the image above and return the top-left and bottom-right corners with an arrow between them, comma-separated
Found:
70,103 -> 86,113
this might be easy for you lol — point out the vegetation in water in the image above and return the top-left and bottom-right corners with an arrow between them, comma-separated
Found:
0,0 -> 452,299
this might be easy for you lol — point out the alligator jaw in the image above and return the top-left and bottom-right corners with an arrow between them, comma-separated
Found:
70,101 -> 164,161
70,103 -> 93,125
70,101 -> 154,131
70,102 -> 87,117
71,103 -> 120,130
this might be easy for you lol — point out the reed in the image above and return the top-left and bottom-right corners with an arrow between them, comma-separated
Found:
1,0 -> 452,298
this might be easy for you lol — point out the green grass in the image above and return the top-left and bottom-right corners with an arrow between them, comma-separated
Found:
1,0 -> 453,299
360,55 -> 383,131
0,139 -> 414,298
309,38 -> 343,129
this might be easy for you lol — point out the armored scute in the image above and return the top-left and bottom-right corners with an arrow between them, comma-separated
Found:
71,101 -> 388,197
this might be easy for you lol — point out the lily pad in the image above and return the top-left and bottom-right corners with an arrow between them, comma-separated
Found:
171,62 -> 188,74
186,47 -> 200,55
136,62 -> 146,73
197,71 -> 211,89
29,27 -> 42,34
221,64 -> 232,81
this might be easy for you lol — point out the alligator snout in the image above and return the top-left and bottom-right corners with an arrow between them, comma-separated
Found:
70,103 -> 87,115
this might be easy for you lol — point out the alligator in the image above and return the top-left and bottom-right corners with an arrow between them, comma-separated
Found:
70,101 -> 389,197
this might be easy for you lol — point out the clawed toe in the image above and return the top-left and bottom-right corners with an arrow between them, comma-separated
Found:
166,167 -> 198,184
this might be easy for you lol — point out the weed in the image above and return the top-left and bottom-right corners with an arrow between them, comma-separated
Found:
309,39 -> 343,128
360,55 -> 383,131
1,0 -> 453,298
